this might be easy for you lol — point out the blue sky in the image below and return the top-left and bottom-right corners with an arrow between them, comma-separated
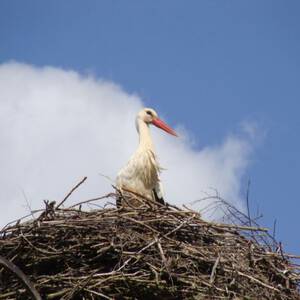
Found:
1,1 -> 299,254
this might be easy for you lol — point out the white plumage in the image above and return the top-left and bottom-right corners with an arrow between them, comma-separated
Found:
116,108 -> 177,206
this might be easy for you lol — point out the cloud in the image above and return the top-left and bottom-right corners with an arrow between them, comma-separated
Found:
0,62 -> 254,226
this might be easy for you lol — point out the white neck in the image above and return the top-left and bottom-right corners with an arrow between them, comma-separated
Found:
136,119 -> 154,151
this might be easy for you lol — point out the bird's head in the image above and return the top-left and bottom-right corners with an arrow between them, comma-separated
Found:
137,108 -> 178,137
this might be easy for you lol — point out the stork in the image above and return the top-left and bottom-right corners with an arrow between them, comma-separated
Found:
116,108 -> 177,207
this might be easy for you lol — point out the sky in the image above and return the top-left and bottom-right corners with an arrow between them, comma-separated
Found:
0,1 -> 299,254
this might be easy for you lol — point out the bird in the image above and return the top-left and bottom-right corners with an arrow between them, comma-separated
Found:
116,107 -> 177,207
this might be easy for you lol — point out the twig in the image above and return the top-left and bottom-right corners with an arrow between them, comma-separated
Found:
272,218 -> 277,250
0,209 -> 44,233
208,222 -> 269,232
21,189 -> 35,219
69,193 -> 115,208
56,176 -> 87,209
246,179 -> 252,228
236,270 -> 280,292
155,237 -> 168,269
84,288 -> 113,300
210,255 -> 221,284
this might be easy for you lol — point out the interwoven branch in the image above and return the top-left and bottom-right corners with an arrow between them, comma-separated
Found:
0,188 -> 299,299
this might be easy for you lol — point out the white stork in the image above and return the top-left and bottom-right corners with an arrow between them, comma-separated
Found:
116,108 -> 177,207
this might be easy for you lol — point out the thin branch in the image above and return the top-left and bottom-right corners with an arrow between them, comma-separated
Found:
56,176 -> 87,209
246,179 -> 252,227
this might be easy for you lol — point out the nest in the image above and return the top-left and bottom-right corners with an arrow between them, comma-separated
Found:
0,179 -> 299,299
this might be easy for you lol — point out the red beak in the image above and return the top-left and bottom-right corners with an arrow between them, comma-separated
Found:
152,118 -> 178,137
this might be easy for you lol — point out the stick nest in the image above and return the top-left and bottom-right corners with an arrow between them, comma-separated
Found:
0,190 -> 299,299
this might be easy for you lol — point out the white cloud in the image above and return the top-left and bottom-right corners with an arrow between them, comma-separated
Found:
0,62 -> 254,226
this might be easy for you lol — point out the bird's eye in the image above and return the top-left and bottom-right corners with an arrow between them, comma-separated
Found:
146,110 -> 153,116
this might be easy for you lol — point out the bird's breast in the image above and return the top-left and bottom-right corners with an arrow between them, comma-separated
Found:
116,149 -> 161,193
